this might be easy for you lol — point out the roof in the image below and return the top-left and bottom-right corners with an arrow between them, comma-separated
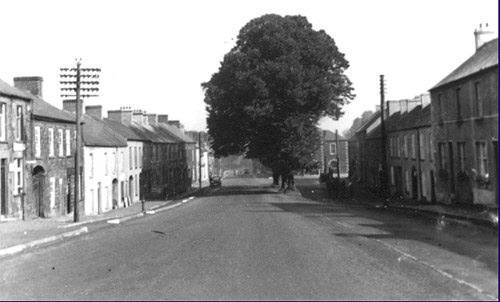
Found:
0,78 -> 31,100
323,130 -> 347,141
156,123 -> 196,144
386,104 -> 431,133
128,123 -> 177,144
431,38 -> 498,90
102,119 -> 146,142
30,94 -> 76,123
83,115 -> 128,147
355,111 -> 381,134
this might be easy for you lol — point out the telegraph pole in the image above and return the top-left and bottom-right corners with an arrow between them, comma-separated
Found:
198,132 -> 202,189
380,75 -> 388,199
335,129 -> 340,179
60,60 -> 100,222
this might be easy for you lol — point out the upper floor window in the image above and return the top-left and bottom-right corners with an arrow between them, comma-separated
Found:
34,126 -> 41,158
129,147 -> 133,170
411,134 -> 416,159
89,153 -> 94,179
473,81 -> 483,117
438,142 -> 447,170
48,128 -> 54,157
58,129 -> 64,157
0,103 -> 5,141
65,129 -> 71,156
13,158 -> 23,194
329,143 -> 337,155
428,133 -> 433,162
15,106 -> 23,141
403,135 -> 408,158
476,141 -> 488,176
455,87 -> 462,120
104,152 -> 108,175
419,133 -> 425,160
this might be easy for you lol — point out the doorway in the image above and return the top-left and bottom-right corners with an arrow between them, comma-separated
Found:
32,166 -> 46,218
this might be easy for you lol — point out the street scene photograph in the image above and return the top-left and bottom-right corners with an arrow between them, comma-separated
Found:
0,0 -> 498,300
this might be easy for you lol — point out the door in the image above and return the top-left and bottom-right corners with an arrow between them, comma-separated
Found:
448,142 -> 455,194
1,159 -> 6,216
33,175 -> 45,218
411,167 -> 418,200
430,170 -> 436,203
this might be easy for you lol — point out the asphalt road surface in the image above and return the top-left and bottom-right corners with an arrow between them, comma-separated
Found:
0,176 -> 497,300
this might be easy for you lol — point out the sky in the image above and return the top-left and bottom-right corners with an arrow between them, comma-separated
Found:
0,0 -> 497,132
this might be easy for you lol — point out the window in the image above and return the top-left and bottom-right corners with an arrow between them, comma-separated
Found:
405,170 -> 410,194
436,93 -> 442,121
65,129 -> 71,156
50,177 -> 56,209
134,146 -> 138,169
111,152 -> 116,173
389,138 -> 393,157
104,152 -> 108,175
457,142 -> 466,172
16,106 -> 24,141
121,151 -> 124,172
89,153 -> 94,178
13,158 -> 23,194
329,143 -> 337,155
129,147 -> 132,170
438,142 -> 447,170
34,126 -> 41,158
139,147 -> 142,168
48,128 -> 54,157
429,133 -> 433,162
404,135 -> 408,158
476,142 -> 488,176
58,129 -> 63,157
396,136 -> 401,158
0,103 -> 5,141
474,81 -> 483,117
455,87 -> 462,119
419,133 -> 425,160
411,134 -> 416,159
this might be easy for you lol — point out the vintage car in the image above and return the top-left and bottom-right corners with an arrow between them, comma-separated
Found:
210,175 -> 222,187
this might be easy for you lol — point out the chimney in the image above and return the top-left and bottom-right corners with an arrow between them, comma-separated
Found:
13,76 -> 43,98
142,111 -> 148,125
407,99 -> 420,113
474,23 -> 495,51
63,99 -> 77,113
85,105 -> 102,120
107,106 -> 133,124
168,120 -> 180,128
385,100 -> 401,116
158,114 -> 169,124
400,100 -> 408,113
146,113 -> 157,125
132,109 -> 144,125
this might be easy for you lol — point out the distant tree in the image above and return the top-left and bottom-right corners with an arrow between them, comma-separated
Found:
342,110 -> 374,139
202,14 -> 354,190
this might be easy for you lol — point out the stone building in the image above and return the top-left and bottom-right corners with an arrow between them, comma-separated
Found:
319,130 -> 349,177
0,79 -> 31,220
429,26 -> 498,205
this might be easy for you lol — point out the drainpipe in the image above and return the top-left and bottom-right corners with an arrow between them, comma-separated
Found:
416,128 -> 423,201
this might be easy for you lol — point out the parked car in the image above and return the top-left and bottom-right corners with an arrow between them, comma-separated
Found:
210,175 -> 222,187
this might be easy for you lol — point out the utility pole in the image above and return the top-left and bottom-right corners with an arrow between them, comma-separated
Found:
198,132 -> 202,189
60,60 -> 100,222
322,130 -> 327,174
380,75 -> 388,199
335,129 -> 340,179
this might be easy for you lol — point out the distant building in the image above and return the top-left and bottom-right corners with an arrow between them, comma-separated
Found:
429,26 -> 498,205
320,130 -> 348,176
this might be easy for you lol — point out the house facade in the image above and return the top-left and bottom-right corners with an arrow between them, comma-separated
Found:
13,76 -> 80,219
429,32 -> 498,205
0,79 -> 31,220
320,130 -> 349,176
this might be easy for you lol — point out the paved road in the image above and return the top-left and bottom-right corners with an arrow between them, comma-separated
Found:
0,176 -> 497,300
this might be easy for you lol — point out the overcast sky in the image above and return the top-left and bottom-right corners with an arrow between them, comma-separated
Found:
0,0 -> 497,132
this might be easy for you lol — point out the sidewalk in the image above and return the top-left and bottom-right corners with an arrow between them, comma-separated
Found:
295,177 -> 499,230
0,182 -> 210,258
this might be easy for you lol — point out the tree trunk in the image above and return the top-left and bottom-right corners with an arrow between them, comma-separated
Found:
286,171 -> 296,191
280,171 -> 287,190
272,169 -> 280,186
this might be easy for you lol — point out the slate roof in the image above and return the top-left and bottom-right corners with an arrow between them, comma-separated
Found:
355,111 -> 381,134
102,119 -> 146,142
323,130 -> 347,141
30,94 -> 76,123
82,115 -> 128,147
431,38 -> 498,90
0,78 -> 31,100
156,123 -> 196,144
386,104 -> 431,132
128,123 -> 176,144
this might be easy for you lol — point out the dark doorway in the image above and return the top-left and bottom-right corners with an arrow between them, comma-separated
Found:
448,142 -> 455,195
1,159 -> 7,216
32,166 -> 46,218
411,166 -> 418,200
112,179 -> 118,209
430,170 -> 436,203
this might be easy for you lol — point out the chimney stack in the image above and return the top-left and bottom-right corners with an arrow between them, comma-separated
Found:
474,23 -> 495,51
63,99 -> 77,113
146,113 -> 157,125
167,120 -> 181,128
14,76 -> 43,98
132,109 -> 144,125
85,105 -> 103,120
107,106 -> 133,124
158,114 -> 169,124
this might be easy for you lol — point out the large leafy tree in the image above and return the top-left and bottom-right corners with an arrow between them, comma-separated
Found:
202,14 -> 354,189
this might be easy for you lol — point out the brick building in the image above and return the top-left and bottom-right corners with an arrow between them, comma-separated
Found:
0,79 -> 31,220
320,130 -> 349,177
429,27 -> 498,205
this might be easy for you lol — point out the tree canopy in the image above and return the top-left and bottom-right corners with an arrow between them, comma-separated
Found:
342,110 -> 375,139
202,14 -> 354,186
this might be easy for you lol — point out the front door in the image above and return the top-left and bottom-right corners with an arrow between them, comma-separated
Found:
33,175 -> 45,218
